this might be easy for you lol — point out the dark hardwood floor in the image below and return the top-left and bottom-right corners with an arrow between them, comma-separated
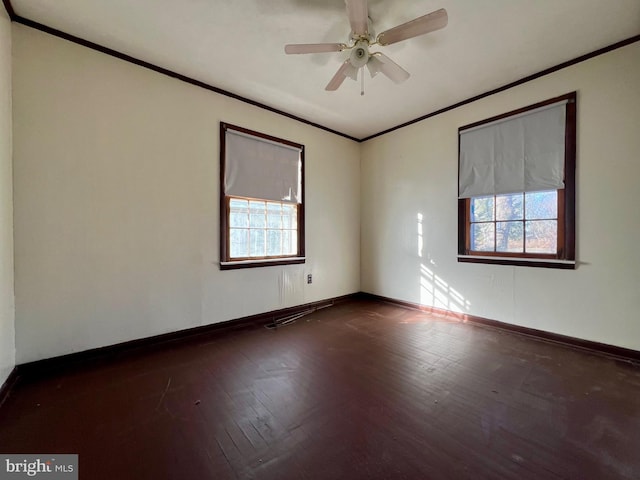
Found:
1,298 -> 639,479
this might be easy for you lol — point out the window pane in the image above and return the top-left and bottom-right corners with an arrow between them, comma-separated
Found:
267,230 -> 282,256
471,196 -> 494,222
267,202 -> 282,229
229,199 -> 249,228
282,210 -> 291,228
230,229 -> 248,258
249,201 -> 266,228
525,190 -> 557,220
282,230 -> 295,255
496,193 -> 523,221
230,198 -> 248,210
496,221 -> 524,253
471,223 -> 494,251
249,229 -> 265,257
525,220 -> 557,253
282,204 -> 296,229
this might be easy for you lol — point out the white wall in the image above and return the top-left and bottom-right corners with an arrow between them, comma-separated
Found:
12,25 -> 360,363
361,42 -> 640,351
10,21 -> 640,364
0,7 -> 15,385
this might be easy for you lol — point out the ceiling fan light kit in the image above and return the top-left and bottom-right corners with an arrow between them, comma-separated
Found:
349,41 -> 370,69
284,0 -> 447,94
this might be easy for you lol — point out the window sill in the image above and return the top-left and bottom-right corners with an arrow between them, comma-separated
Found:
220,257 -> 305,270
457,255 -> 576,269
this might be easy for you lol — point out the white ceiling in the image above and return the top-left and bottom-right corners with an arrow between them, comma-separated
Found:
9,0 -> 640,140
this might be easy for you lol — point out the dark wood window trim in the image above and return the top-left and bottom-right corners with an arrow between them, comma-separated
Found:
457,92 -> 577,269
220,122 -> 305,270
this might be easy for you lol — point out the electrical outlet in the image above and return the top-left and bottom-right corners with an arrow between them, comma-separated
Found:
307,274 -> 313,284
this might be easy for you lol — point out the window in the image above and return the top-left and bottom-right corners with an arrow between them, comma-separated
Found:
468,190 -> 562,254
220,123 -> 304,269
458,92 -> 576,269
228,198 -> 298,258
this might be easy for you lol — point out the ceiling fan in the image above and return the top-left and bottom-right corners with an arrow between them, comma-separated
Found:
284,0 -> 448,94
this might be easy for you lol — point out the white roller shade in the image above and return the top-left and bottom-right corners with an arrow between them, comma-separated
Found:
224,129 -> 302,203
459,101 -> 567,198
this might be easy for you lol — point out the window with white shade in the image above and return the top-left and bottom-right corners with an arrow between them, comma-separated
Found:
220,123 -> 304,269
458,92 -> 576,269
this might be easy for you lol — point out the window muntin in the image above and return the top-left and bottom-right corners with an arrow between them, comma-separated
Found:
457,92 -> 576,268
220,123 -> 304,269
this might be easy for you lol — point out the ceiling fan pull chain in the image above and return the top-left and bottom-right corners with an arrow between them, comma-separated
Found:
361,67 -> 365,96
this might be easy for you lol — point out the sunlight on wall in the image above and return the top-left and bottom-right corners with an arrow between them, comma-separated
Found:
417,213 -> 471,313
420,264 -> 470,313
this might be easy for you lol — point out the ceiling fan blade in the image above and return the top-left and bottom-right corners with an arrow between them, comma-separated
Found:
367,53 -> 410,84
377,8 -> 448,46
345,0 -> 369,36
325,60 -> 358,91
285,43 -> 346,54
